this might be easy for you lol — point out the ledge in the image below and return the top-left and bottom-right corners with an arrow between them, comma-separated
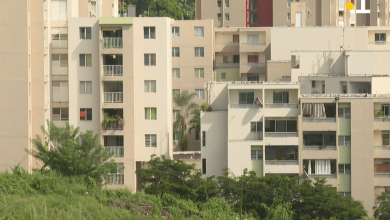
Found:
99,17 -> 133,25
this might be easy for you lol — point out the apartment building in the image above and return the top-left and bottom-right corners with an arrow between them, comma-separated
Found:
0,0 -> 45,173
197,0 -> 389,27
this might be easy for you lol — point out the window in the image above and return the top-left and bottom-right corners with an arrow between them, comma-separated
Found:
173,110 -> 180,120
339,164 -> 351,174
194,27 -> 204,37
51,0 -> 67,21
251,13 -> 258,24
248,74 -> 259,81
195,68 -> 204,78
173,89 -> 180,98
172,47 -> 180,57
233,34 -> 239,42
144,80 -> 156,93
265,120 -> 297,133
251,150 -> 263,160
304,132 -> 336,146
287,13 -> 291,21
288,0 -> 292,7
104,136 -> 124,157
247,33 -> 259,43
338,107 -> 351,118
338,136 -> 351,146
172,68 -> 180,78
202,131 -> 206,146
80,54 -> 92,67
52,81 -> 68,102
217,0 -> 222,7
144,27 -> 155,39
52,28 -> 67,48
233,55 -> 240,63
251,0 -> 258,10
145,108 -> 157,120
375,32 -> 386,42
251,122 -> 262,132
248,54 -> 259,63
144,54 -> 156,66
172,27 -> 179,37
225,13 -> 230,21
80,27 -> 91,39
311,81 -> 316,88
80,108 -> 92,121
225,0 -> 230,7
221,72 -> 226,80
145,134 -> 157,147
383,105 -> 390,116
53,108 -> 68,121
239,90 -> 254,104
173,131 -> 180,141
80,81 -> 92,94
383,132 -> 390,145
195,47 -> 204,57
202,158 -> 206,174
218,14 -> 222,21
195,89 -> 204,99
340,192 -> 351,197
273,91 -> 289,103
51,54 -> 68,75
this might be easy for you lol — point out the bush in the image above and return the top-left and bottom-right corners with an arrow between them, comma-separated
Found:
200,102 -> 212,111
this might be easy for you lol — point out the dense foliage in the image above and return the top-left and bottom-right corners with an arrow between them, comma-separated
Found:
27,121 -> 117,183
374,191 -> 390,219
125,0 -> 195,20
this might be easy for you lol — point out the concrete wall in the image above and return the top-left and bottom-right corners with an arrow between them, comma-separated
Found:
198,0 -> 245,27
267,61 -> 291,82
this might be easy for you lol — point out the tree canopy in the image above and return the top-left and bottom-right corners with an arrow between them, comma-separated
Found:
125,0 -> 194,20
27,121 -> 117,183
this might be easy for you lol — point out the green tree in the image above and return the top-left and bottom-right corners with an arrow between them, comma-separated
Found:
27,121 -> 117,183
126,0 -> 194,19
188,108 -> 200,137
374,191 -> 390,220
135,155 -> 218,205
176,0 -> 195,20
173,90 -> 198,151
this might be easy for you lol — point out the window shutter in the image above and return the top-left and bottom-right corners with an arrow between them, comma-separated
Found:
51,1 -> 59,21
59,1 -> 67,21
52,28 -> 60,48
59,28 -> 67,48
233,34 -> 239,42
60,81 -> 68,102
52,81 -> 60,102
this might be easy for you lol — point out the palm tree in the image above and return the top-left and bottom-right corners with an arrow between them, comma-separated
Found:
189,108 -> 200,139
173,90 -> 198,151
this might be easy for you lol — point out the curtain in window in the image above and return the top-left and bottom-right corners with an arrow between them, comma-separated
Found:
247,33 -> 259,43
194,27 -> 204,36
86,82 -> 92,94
303,103 -> 326,118
315,159 -> 331,174
195,68 -> 204,78
308,159 -> 312,174
145,108 -> 150,119
172,69 -> 180,78
86,55 -> 92,66
195,48 -> 204,57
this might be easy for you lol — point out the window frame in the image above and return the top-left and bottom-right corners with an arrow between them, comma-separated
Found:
194,27 -> 204,37
144,80 -> 156,93
251,150 -> 263,161
145,134 -> 157,147
79,81 -> 92,94
144,54 -> 156,66
173,89 -> 180,98
80,108 -> 92,121
79,27 -> 92,39
51,28 -> 68,48
195,47 -> 205,57
145,108 -> 157,120
79,54 -> 92,67
195,89 -> 204,99
51,54 -> 68,76
251,0 -> 258,10
251,13 -> 258,24
338,136 -> 351,147
202,131 -> 206,147
172,47 -> 180,57
225,0 -> 230,7
225,13 -> 230,21
221,72 -> 226,80
217,0 -> 222,8
172,68 -> 180,78
173,110 -> 180,120
273,91 -> 289,104
338,164 -> 351,174
217,13 -> 222,21
195,68 -> 204,78
172,27 -> 180,37
53,108 -> 69,121
144,26 -> 156,39
250,122 -> 263,132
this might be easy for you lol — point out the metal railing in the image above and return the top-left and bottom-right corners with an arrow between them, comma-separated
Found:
303,146 -> 337,151
265,132 -> 298,137
105,173 -> 124,184
215,63 -> 240,68
303,118 -> 336,123
102,121 -> 124,130
241,42 -> 266,46
375,174 -> 390,178
103,65 -> 123,76
369,41 -> 390,45
105,146 -> 124,157
216,42 -> 239,46
230,103 -> 262,108
102,37 -> 123,48
265,103 -> 298,108
241,63 -> 265,67
374,117 -> 390,122
104,92 -> 123,103
374,146 -> 390,150
265,160 -> 298,165
308,174 -> 337,179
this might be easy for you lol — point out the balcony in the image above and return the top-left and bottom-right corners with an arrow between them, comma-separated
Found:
104,92 -> 123,103
265,160 -> 298,165
370,41 -> 390,46
230,103 -> 262,109
216,42 -> 239,46
303,132 -> 336,148
303,159 -> 337,177
308,174 -> 337,179
103,121 -> 124,130
105,146 -> 124,157
303,118 -> 336,123
102,37 -> 123,48
303,146 -> 336,151
103,109 -> 124,130
375,117 -> 390,122
241,42 -> 266,46
375,146 -> 390,150
103,65 -> 123,76
241,63 -> 265,67
265,104 -> 298,108
215,63 -> 239,68
265,132 -> 298,137
375,163 -> 390,174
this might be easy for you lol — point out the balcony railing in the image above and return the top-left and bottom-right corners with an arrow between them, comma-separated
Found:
241,63 -> 265,67
303,118 -> 336,123
339,0 -> 344,10
303,146 -> 337,151
102,37 -> 123,48
230,103 -> 262,108
102,121 -> 124,130
105,173 -> 124,185
374,146 -> 390,150
265,132 -> 298,137
241,42 -> 266,46
105,146 -> 124,157
374,117 -> 390,122
103,65 -> 123,76
265,103 -> 298,108
104,92 -> 123,103
308,174 -> 337,179
369,41 -> 390,45
216,42 -> 239,46
215,63 -> 240,68
375,174 -> 390,178
375,164 -> 390,173
265,160 -> 298,165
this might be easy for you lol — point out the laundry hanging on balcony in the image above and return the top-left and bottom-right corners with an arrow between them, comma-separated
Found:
303,103 -> 326,118
307,159 -> 331,175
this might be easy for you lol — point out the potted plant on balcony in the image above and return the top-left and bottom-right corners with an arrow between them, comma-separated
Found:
103,115 -> 124,129
303,164 -> 306,174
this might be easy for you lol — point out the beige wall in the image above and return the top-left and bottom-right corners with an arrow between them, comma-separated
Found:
267,61 -> 291,82
198,0 -> 245,27
273,0 -> 291,27
172,20 -> 213,151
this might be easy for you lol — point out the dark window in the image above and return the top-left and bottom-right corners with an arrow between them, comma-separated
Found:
202,159 -> 206,174
202,131 -> 206,146
239,90 -> 254,104
273,91 -> 289,103
250,122 -> 262,132
80,108 -> 92,121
